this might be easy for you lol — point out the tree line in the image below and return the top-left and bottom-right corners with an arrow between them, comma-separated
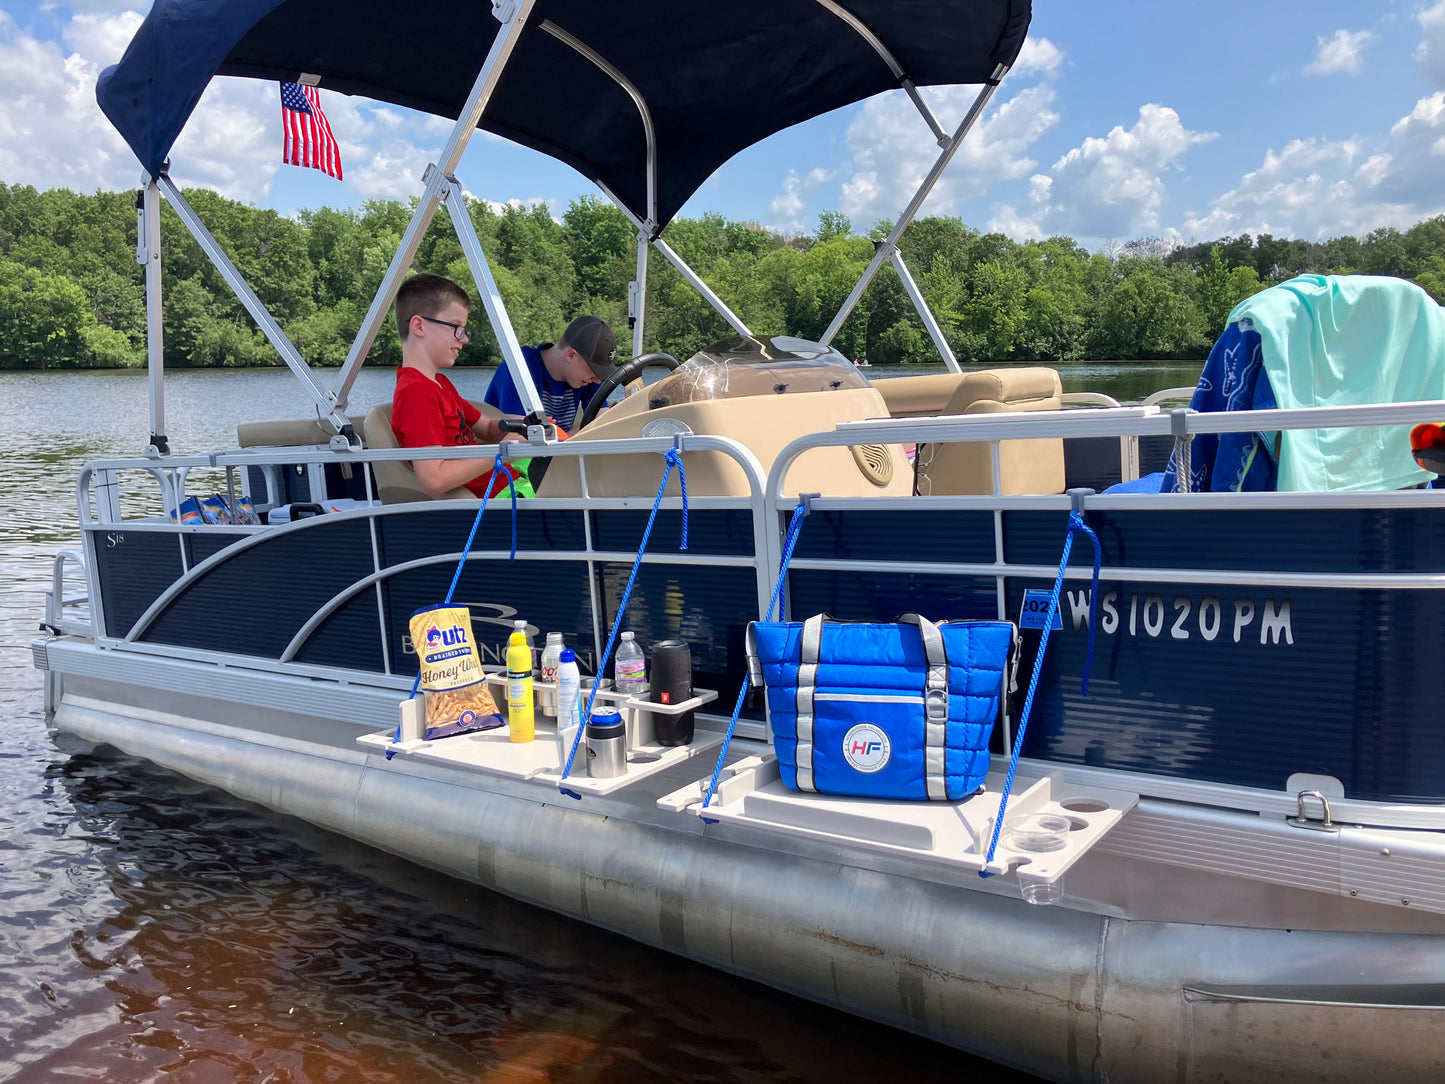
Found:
4,180 -> 1445,370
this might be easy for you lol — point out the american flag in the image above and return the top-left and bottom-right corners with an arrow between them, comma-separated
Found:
279,81 -> 343,180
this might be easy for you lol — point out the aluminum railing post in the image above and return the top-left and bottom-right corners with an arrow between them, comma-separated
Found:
139,177 -> 168,454
631,231 -> 649,357
441,177 -> 546,418
890,247 -> 960,372
653,238 -> 751,335
820,67 -> 1007,348
331,0 -> 539,411
156,176 -> 350,434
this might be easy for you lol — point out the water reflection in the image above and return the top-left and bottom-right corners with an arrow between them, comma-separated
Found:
16,745 -> 976,1083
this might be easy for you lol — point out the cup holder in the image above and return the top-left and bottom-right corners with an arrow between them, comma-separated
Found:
1060,797 -> 1109,814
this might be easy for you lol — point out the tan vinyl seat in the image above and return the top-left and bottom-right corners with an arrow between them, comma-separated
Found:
236,414 -> 366,447
362,400 -> 503,504
914,367 -> 1065,496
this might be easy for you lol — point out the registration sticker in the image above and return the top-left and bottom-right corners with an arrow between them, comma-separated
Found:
1020,589 -> 1063,630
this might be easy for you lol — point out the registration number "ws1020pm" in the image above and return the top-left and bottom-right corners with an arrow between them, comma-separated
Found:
1022,589 -> 1294,645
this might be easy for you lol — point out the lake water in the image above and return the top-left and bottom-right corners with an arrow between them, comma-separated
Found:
0,361 -> 1199,1082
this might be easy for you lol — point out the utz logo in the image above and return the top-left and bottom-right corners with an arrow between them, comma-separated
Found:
426,624 -> 468,648
842,723 -> 891,774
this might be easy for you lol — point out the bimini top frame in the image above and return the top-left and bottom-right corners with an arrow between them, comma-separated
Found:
105,0 -> 1030,446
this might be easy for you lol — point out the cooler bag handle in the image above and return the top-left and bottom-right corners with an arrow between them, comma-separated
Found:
898,613 -> 950,800
795,614 -> 823,792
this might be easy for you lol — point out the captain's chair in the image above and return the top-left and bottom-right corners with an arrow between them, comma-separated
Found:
913,367 -> 1065,496
362,400 -> 503,504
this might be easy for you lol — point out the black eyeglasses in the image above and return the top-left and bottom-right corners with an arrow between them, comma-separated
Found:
419,316 -> 471,342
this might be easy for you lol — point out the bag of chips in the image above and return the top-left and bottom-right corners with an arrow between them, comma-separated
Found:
172,497 -> 205,525
408,604 -> 505,739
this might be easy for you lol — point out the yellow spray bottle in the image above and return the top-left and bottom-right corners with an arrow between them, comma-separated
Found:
505,630 -> 535,743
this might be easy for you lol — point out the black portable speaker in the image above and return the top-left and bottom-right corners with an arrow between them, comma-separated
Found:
649,639 -> 694,746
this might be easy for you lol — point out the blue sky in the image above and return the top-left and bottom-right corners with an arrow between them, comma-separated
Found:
3,0 -> 1444,246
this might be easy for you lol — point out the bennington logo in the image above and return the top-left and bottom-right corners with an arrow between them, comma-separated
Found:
402,602 -> 597,670
842,723 -> 891,773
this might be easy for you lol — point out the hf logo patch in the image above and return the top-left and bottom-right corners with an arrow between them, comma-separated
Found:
842,723 -> 891,773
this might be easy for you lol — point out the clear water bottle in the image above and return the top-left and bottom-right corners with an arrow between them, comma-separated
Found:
513,619 -> 534,651
614,631 -> 647,698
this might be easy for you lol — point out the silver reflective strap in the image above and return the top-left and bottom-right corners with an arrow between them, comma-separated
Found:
901,614 -> 950,800
745,622 -> 764,687
795,615 -> 824,792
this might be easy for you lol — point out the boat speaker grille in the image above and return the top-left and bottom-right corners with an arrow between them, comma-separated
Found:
850,443 -> 894,486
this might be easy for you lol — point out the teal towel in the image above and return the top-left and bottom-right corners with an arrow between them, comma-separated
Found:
1228,274 -> 1445,491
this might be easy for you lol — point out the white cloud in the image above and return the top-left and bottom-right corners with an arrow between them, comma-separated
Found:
1013,36 -> 1063,76
839,81 -> 1060,227
1179,94 -> 1445,240
767,166 -> 834,232
168,78 -> 280,200
0,7 -> 514,206
996,104 -> 1214,241
0,9 -> 139,192
1304,29 -> 1375,77
1416,2 -> 1445,88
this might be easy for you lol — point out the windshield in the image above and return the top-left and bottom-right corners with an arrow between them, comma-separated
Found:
646,335 -> 869,408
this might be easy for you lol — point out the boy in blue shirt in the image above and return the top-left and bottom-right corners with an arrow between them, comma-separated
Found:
484,315 -> 619,434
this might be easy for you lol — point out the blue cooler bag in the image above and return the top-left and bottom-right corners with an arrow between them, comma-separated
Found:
747,614 -> 1015,800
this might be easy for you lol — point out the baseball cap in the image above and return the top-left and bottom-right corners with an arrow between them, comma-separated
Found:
562,316 -> 619,380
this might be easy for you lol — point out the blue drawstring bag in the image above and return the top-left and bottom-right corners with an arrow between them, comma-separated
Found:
747,614 -> 1016,801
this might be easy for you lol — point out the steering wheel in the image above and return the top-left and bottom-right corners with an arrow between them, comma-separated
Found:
574,351 -> 681,432
528,352 -> 682,492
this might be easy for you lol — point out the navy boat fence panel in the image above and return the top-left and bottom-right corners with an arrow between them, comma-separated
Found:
88,527 -> 184,639
141,516 -> 376,657
783,503 -> 1445,803
92,499 -> 773,703
1003,578 -> 1445,803
1007,508 -> 1445,574
379,557 -> 597,678
593,559 -> 762,719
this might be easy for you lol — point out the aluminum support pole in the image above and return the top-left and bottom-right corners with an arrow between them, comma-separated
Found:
652,238 -> 750,336
630,231 -> 649,357
890,247 -> 959,372
597,186 -> 752,338
139,178 -> 168,453
441,178 -> 545,418
331,0 -> 539,410
540,20 -> 657,227
812,0 -> 948,146
820,67 -> 1006,348
156,176 -> 349,432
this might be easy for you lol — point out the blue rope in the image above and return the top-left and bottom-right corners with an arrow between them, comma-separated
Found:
978,508 -> 1101,876
699,501 -> 810,821
387,450 -> 514,759
559,448 -> 689,797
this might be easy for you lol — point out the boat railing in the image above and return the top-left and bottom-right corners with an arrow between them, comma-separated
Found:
1060,391 -> 1136,481
72,434 -> 777,688
768,395 -> 1445,505
757,397 -> 1445,826
1140,386 -> 1197,406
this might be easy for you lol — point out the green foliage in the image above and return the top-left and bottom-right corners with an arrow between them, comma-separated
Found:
7,180 -> 1445,369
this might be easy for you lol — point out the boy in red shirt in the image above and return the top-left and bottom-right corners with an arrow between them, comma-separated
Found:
389,273 -> 519,498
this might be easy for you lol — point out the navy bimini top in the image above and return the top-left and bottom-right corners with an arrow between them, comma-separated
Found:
97,0 -> 1030,230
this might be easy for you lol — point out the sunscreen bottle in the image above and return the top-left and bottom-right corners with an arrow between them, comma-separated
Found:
555,648 -> 581,764
506,631 -> 535,743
